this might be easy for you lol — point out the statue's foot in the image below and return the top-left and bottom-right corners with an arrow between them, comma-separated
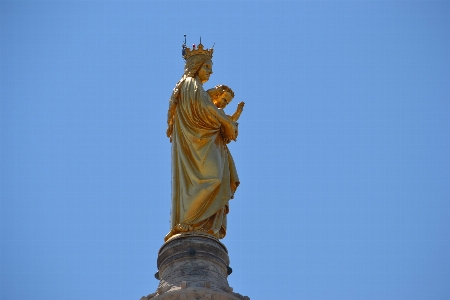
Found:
176,223 -> 192,232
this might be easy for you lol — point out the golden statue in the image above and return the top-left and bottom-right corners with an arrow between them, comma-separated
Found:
165,41 -> 243,242
207,84 -> 245,122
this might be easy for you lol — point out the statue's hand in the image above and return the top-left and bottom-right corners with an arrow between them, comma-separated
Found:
221,121 -> 237,142
237,102 -> 245,110
166,124 -> 173,142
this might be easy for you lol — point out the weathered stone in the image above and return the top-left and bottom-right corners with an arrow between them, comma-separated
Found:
142,233 -> 249,300
141,292 -> 157,300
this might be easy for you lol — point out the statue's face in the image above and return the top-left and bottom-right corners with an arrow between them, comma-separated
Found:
214,92 -> 233,109
197,60 -> 213,83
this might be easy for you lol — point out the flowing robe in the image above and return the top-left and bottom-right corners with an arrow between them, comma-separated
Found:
166,76 -> 239,241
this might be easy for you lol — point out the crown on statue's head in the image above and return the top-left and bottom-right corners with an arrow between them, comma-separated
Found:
182,43 -> 214,60
181,36 -> 214,61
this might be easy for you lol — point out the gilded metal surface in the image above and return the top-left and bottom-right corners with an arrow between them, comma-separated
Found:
207,84 -> 245,123
165,43 -> 243,242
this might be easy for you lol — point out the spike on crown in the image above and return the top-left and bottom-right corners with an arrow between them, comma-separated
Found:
182,43 -> 213,61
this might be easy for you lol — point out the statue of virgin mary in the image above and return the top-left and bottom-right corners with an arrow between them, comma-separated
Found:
164,43 -> 239,242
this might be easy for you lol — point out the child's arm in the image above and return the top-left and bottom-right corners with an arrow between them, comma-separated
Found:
230,102 -> 245,122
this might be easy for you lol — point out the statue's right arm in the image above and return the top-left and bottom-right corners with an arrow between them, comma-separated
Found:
166,99 -> 177,142
230,102 -> 244,122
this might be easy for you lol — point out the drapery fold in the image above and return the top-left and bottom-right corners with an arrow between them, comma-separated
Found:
165,77 -> 239,241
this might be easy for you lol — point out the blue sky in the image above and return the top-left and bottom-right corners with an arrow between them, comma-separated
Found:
1,1 -> 449,299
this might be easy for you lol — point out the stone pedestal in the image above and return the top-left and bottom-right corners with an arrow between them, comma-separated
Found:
141,232 -> 249,300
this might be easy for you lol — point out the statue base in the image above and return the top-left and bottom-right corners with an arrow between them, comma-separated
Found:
141,232 -> 249,300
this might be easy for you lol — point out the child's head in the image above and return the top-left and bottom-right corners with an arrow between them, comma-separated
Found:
207,85 -> 235,109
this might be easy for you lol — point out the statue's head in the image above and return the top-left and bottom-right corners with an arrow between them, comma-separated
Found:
182,43 -> 214,83
207,85 -> 234,109
183,55 -> 213,83
170,42 -> 214,104
196,59 -> 213,83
